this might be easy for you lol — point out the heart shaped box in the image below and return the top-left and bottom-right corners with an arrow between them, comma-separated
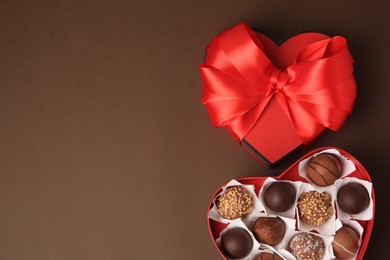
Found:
201,24 -> 357,168
207,147 -> 375,259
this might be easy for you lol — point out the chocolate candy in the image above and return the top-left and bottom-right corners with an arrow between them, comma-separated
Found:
306,153 -> 342,186
289,233 -> 325,260
216,186 -> 254,220
253,217 -> 285,246
332,225 -> 360,259
256,252 -> 283,260
221,227 -> 253,259
337,183 -> 370,214
298,191 -> 334,226
263,182 -> 296,212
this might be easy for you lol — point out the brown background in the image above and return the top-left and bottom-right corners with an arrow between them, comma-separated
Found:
0,0 -> 389,259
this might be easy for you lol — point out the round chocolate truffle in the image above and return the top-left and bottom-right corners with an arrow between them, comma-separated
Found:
298,191 -> 334,226
256,252 -> 283,260
221,227 -> 253,259
332,225 -> 360,259
263,182 -> 296,212
253,217 -> 285,246
216,186 -> 254,220
337,183 -> 370,214
289,233 -> 325,260
306,153 -> 342,186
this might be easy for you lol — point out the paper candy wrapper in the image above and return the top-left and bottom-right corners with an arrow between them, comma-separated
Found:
245,212 -> 296,251
258,178 -> 302,219
296,183 -> 337,236
335,177 -> 373,221
209,179 -> 264,224
279,231 -> 334,260
298,148 -> 356,192
252,245 -> 286,259
215,219 -> 261,260
330,219 -> 364,260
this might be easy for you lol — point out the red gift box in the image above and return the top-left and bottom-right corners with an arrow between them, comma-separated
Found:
207,146 -> 375,259
200,23 -> 357,167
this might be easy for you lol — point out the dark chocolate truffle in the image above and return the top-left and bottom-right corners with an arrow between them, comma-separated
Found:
298,191 -> 334,226
332,226 -> 360,259
337,183 -> 370,214
306,153 -> 342,186
221,227 -> 253,259
253,217 -> 285,246
289,233 -> 325,260
216,186 -> 254,220
263,182 -> 296,212
256,252 -> 283,260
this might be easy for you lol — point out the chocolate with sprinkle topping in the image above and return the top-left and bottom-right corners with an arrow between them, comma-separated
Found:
289,233 -> 325,260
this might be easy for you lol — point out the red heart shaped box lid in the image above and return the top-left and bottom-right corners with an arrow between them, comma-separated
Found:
225,30 -> 355,168
208,147 -> 375,259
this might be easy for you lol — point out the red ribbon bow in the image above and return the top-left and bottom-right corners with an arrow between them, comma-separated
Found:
200,22 -> 357,145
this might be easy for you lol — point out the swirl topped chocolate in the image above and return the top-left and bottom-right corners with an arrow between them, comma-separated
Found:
306,153 -> 342,186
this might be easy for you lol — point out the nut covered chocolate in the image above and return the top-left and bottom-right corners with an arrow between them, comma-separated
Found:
216,186 -> 254,220
298,191 -> 334,226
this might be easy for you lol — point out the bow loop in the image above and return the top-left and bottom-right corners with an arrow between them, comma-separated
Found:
200,22 -> 357,144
